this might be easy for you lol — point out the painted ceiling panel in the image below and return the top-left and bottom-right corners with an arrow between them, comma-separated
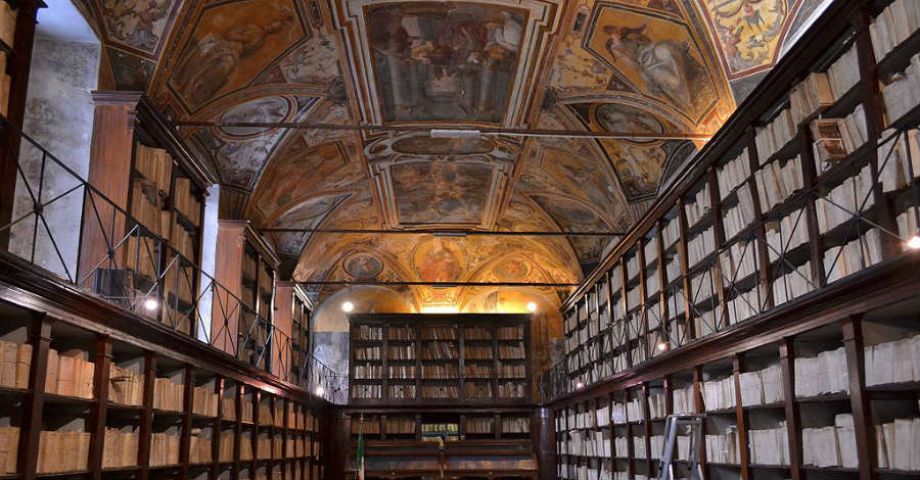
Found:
85,0 -> 827,309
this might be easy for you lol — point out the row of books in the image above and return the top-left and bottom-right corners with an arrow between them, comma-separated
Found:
466,417 -> 493,434
464,346 -> 492,359
795,346 -> 849,397
790,71 -> 835,126
898,206 -> 919,243
172,177 -> 201,226
103,428 -> 138,468
465,326 -> 491,340
498,382 -> 527,398
662,216 -> 680,249
876,417 -> 920,471
499,364 -> 526,379
765,208 -> 809,262
802,414 -> 857,468
0,427 -> 17,475
351,417 -> 382,434
701,375 -> 736,411
354,346 -> 380,360
387,344 -> 415,360
134,145 -> 173,195
192,386 -> 218,417
497,325 -> 525,340
37,430 -> 91,473
382,417 -> 414,435
864,335 -> 920,386
684,182 -> 712,227
869,0 -> 920,62
389,384 -> 415,399
388,326 -> 413,340
748,423 -> 790,466
771,261 -> 815,306
125,236 -> 160,280
189,431 -> 211,464
739,364 -> 784,406
882,53 -> 920,123
46,349 -> 94,399
109,364 -> 143,406
354,325 -> 382,341
879,128 -> 920,193
351,384 -> 382,399
756,107 -> 798,164
705,428 -> 741,464
0,339 -> 31,389
816,165 -> 874,234
498,344 -> 525,359
726,288 -> 761,325
387,364 -> 414,378
722,184 -> 755,240
823,228 -> 883,283
353,364 -> 381,379
686,227 -> 716,269
421,385 -> 459,399
827,45 -> 860,102
131,179 -> 167,238
464,382 -> 492,398
421,341 -> 457,360
498,416 -> 528,434
465,363 -> 492,378
754,155 -> 803,213
420,327 -> 457,340
168,223 -> 198,262
421,364 -> 457,379
153,377 -> 184,412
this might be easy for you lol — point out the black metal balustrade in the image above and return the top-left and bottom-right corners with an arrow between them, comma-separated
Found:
0,115 -> 346,404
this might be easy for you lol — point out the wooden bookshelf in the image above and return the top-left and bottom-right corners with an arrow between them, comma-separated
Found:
0,258 -> 328,480
349,314 -> 532,406
555,0 -> 920,402
78,94 -> 214,340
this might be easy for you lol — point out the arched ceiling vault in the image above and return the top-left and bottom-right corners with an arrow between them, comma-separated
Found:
78,0 -> 826,308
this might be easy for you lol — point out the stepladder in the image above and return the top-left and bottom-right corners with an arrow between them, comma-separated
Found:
656,414 -> 705,480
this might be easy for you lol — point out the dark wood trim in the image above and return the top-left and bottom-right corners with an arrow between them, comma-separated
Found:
88,336 -> 113,479
20,313 -> 50,479
138,351 -> 156,480
779,338 -> 802,480
841,314 -> 877,480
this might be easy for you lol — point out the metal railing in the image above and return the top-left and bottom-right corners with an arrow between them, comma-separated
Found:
0,116 -> 346,404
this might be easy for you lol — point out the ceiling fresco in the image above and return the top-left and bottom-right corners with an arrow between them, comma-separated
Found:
78,0 -> 827,311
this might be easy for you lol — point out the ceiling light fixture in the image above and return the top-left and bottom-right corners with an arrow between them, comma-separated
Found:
341,301 -> 354,313
526,302 -> 538,312
657,341 -> 669,352
314,385 -> 326,397
907,234 -> 920,250
142,298 -> 159,311
576,381 -> 585,389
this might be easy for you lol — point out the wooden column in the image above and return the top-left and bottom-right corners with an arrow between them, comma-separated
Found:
76,92 -> 142,283
779,338 -> 802,480
20,313 -> 50,480
732,354 -> 751,480
273,283 -> 295,381
178,366 -> 194,478
137,351 -> 156,480
535,407 -> 557,480
0,0 -> 42,251
842,315 -> 877,480
88,336 -> 113,479
210,221 -> 247,355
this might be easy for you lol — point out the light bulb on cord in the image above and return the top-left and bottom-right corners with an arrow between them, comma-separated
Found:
657,341 -> 669,352
341,301 -> 354,313
576,380 -> 585,389
314,385 -> 325,397
526,302 -> 537,312
142,298 -> 159,311
907,234 -> 920,250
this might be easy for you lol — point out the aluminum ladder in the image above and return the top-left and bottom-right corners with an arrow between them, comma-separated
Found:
656,414 -> 705,480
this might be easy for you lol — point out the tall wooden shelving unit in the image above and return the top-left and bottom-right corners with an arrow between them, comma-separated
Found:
551,0 -> 920,479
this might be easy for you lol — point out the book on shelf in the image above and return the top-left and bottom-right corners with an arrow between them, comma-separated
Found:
765,208 -> 810,262
739,363 -> 784,406
134,145 -> 172,193
421,326 -> 457,340
464,345 -> 492,360
464,382 -> 492,399
719,239 -> 758,283
499,364 -> 526,379
0,339 -> 31,389
172,177 -> 201,226
721,184 -> 756,240
258,402 -> 273,425
221,395 -> 237,422
823,228 -> 883,283
387,364 -> 415,379
881,53 -> 920,123
421,341 -> 458,360
192,385 -> 218,417
771,261 -> 814,306
686,227 -> 716,268
239,434 -> 253,461
795,346 -> 849,397
827,45 -> 860,101
864,335 -> 920,386
421,364 -> 458,379
385,417 -> 416,435
749,423 -> 790,466
465,417 -> 493,434
879,128 -> 920,193
131,179 -> 165,237
44,349 -> 94,399
876,417 -> 920,471
497,381 -> 526,399
102,428 -> 139,469
684,182 -> 712,227
870,0 -> 920,61
108,364 -> 144,406
702,375 -> 736,411
421,385 -> 459,399
671,384 -> 695,415
790,71 -> 835,125
465,326 -> 492,340
647,392 -> 667,420
815,165 -> 874,234
354,346 -> 381,361
497,325 -> 524,340
351,416 -> 381,435
464,363 -> 492,379
756,108 -> 797,162
355,325 -> 382,341
189,429 -> 212,464
355,363 -> 385,380
350,384 -> 382,399
803,414 -> 858,468
898,206 -> 920,242
257,436 -> 272,459
388,325 -> 414,340
0,426 -> 18,475
386,344 -> 415,360
37,430 -> 91,473
498,343 -> 525,359
705,428 -> 740,464
153,377 -> 184,412
754,154 -> 804,212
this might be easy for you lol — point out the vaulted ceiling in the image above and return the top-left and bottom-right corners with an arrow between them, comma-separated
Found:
77,0 -> 823,311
